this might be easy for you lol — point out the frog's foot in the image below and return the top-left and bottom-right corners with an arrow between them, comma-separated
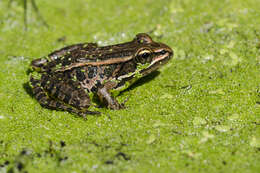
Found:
108,101 -> 125,110
30,76 -> 100,117
97,87 -> 125,110
72,109 -> 101,118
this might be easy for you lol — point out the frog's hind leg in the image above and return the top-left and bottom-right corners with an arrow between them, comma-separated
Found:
39,74 -> 101,116
30,76 -> 100,117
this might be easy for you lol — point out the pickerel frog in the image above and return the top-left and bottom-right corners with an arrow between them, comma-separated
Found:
30,33 -> 173,117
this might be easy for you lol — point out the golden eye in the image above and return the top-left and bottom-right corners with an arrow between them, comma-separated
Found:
139,50 -> 151,56
141,52 -> 150,59
136,50 -> 151,63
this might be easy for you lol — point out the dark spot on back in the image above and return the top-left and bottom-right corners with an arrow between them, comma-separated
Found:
75,99 -> 80,106
64,95 -> 71,103
62,58 -> 71,66
96,80 -> 102,87
88,66 -> 97,79
41,75 -> 48,87
99,73 -> 104,79
47,82 -> 54,90
68,80 -> 75,86
76,68 -> 86,81
104,65 -> 116,76
53,86 -> 60,98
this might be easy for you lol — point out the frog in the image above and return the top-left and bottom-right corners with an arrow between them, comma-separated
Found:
29,33 -> 173,117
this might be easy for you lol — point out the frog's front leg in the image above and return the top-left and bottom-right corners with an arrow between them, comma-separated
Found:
97,81 -> 125,110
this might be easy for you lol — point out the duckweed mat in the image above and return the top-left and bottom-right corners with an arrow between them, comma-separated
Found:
0,0 -> 259,172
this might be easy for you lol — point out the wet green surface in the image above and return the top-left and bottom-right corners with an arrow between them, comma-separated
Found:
0,0 -> 259,172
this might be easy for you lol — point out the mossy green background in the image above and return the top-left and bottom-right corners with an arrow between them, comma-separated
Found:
0,0 -> 260,172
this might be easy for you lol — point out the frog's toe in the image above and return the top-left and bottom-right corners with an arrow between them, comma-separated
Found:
69,109 -> 101,118
108,102 -> 125,110
85,110 -> 101,115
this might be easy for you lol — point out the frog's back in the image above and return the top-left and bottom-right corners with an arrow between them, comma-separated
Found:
30,35 -> 146,73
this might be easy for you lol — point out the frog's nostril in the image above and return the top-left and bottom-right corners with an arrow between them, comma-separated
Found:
161,50 -> 166,54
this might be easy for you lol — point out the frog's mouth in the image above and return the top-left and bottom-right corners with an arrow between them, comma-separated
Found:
140,45 -> 173,76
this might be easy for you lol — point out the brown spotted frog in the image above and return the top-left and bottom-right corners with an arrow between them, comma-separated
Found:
29,33 -> 173,117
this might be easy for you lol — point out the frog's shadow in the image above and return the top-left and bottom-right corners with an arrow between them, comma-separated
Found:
119,70 -> 160,95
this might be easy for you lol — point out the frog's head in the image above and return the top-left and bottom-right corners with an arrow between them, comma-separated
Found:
113,33 -> 173,92
131,33 -> 173,76
115,33 -> 173,87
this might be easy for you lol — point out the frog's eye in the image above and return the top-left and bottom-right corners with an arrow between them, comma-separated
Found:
136,50 -> 152,64
141,52 -> 150,59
